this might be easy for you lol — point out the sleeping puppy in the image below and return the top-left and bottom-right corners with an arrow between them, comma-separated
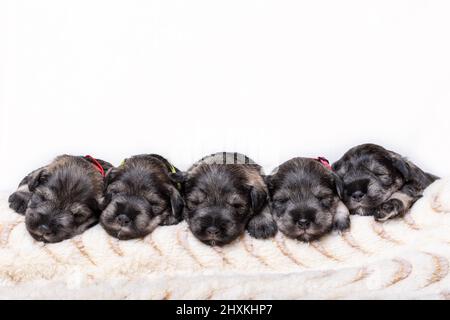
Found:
265,157 -> 350,242
171,152 -> 277,247
8,155 -> 112,243
333,144 -> 438,221
100,154 -> 184,240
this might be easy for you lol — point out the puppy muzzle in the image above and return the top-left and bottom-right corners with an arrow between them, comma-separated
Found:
189,209 -> 241,246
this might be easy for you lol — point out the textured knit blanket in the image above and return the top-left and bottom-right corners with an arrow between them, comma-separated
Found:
1,178 -> 450,300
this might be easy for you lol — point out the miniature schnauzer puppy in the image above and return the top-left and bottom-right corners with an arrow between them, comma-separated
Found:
8,155 -> 112,243
171,152 -> 277,247
333,144 -> 438,221
100,154 -> 184,240
265,157 -> 350,242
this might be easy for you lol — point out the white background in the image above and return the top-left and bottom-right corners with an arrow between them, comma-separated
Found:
1,0 -> 449,192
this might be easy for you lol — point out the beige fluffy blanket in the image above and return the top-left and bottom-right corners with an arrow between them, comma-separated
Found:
1,178 -> 450,300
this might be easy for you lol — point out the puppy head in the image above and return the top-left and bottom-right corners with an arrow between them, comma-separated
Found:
174,164 -> 267,246
266,158 -> 343,242
100,156 -> 183,240
25,164 -> 101,243
332,144 -> 409,215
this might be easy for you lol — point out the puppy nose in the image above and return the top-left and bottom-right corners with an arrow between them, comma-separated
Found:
351,191 -> 365,202
117,214 -> 131,226
39,225 -> 52,236
206,227 -> 220,236
297,219 -> 310,229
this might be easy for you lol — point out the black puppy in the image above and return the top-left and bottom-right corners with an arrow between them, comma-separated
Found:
100,154 -> 184,240
8,155 -> 112,243
333,144 -> 438,221
171,152 -> 277,247
265,157 -> 350,242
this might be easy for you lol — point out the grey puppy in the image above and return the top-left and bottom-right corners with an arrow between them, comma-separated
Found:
333,144 -> 438,221
8,155 -> 112,243
265,157 -> 350,242
171,152 -> 277,247
100,154 -> 184,240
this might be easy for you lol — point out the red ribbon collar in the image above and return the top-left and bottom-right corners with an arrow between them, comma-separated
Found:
316,157 -> 333,171
84,155 -> 106,177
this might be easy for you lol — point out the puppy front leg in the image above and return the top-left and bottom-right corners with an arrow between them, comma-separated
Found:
374,191 -> 415,222
333,200 -> 350,231
246,207 -> 278,239
159,215 -> 182,226
8,176 -> 33,214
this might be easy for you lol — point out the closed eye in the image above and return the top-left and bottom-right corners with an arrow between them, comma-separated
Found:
318,196 -> 333,208
186,198 -> 203,210
36,194 -> 47,202
189,189 -> 206,203
273,198 -> 288,205
377,174 -> 393,185
29,211 -> 42,219
108,189 -> 121,196
316,190 -> 333,197
186,192 -> 205,206
188,199 -> 202,206
149,201 -> 166,214
71,210 -> 89,219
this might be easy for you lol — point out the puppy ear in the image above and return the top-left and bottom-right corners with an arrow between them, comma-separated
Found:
263,175 -> 274,194
332,173 -> 344,199
168,185 -> 184,221
28,168 -> 50,192
246,209 -> 278,239
169,171 -> 189,185
392,157 -> 411,181
96,196 -> 108,212
250,186 -> 268,214
104,167 -> 121,187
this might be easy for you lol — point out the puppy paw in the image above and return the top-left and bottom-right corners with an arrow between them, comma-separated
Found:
350,207 -> 376,216
374,199 -> 405,222
247,214 -> 278,239
334,201 -> 350,232
160,215 -> 182,226
333,215 -> 350,232
8,192 -> 30,214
